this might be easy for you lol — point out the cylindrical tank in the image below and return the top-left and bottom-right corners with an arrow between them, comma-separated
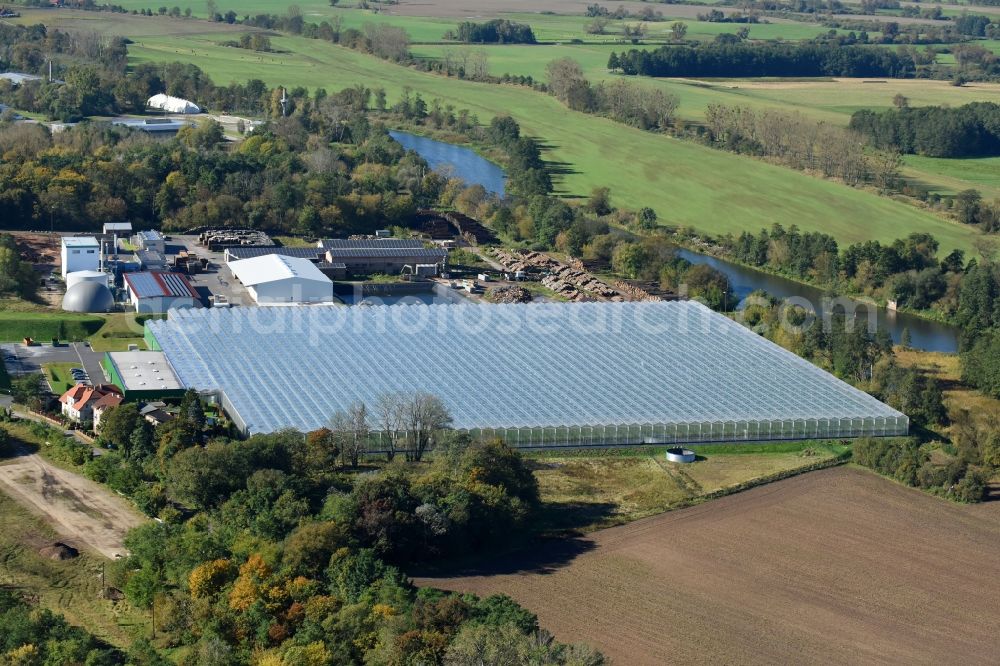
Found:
66,270 -> 109,290
665,448 -> 697,464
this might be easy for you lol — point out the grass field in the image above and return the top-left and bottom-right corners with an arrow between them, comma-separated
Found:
416,466 -> 1000,664
9,9 -> 993,253
122,27 -> 990,253
87,314 -> 148,352
0,492 -> 150,648
895,349 -> 1000,433
42,362 -> 81,394
902,155 -> 1000,199
531,440 -> 847,531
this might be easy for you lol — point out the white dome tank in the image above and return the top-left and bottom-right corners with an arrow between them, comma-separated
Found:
66,270 -> 109,290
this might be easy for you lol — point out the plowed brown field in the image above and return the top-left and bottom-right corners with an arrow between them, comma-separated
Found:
415,467 -> 1000,665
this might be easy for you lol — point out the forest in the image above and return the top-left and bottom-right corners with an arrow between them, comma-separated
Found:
3,390 -> 605,664
849,101 -> 1000,158
610,42 -> 921,78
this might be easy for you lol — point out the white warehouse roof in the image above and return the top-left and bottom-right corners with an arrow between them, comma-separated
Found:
147,93 -> 200,114
228,254 -> 333,287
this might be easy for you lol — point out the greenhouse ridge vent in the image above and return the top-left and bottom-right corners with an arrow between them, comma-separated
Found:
145,301 -> 908,445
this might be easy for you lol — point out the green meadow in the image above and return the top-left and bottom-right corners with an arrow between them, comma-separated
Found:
12,8 -> 992,253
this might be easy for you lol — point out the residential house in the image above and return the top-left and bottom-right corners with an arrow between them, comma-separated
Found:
60,384 -> 123,425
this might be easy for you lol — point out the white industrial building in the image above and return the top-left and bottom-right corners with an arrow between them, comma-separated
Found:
60,236 -> 100,278
134,230 -> 166,253
228,254 -> 334,305
123,271 -> 200,313
147,93 -> 200,114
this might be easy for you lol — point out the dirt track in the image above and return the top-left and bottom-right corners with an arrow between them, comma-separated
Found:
416,467 -> 1000,665
0,453 -> 144,559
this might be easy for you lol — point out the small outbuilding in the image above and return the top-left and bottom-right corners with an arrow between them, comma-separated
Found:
147,93 -> 200,114
134,230 -> 166,253
228,254 -> 334,305
123,271 -> 199,313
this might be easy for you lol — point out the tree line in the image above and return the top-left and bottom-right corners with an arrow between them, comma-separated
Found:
446,18 -> 536,44
704,104 -> 901,189
610,42 -> 919,78
545,57 -> 679,130
849,102 -> 1000,158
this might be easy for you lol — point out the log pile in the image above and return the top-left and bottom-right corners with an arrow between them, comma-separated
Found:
490,248 -> 626,302
486,285 -> 532,304
610,280 -> 663,302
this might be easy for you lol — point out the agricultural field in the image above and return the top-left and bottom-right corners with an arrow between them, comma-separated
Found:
415,466 -> 1000,665
530,440 -> 848,532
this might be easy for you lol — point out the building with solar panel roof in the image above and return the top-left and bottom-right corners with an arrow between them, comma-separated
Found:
123,271 -> 200,313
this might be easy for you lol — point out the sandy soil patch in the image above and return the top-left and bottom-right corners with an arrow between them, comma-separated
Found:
0,453 -> 145,559
416,466 -> 1000,665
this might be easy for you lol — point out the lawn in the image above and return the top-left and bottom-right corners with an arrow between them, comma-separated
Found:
531,440 -> 846,532
42,362 -> 82,394
87,314 -> 148,352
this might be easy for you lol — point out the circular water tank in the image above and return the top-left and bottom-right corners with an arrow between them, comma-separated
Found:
66,270 -> 108,290
62,281 -> 115,313
665,447 -> 696,464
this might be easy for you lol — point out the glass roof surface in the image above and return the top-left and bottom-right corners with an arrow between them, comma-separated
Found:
147,301 -> 905,434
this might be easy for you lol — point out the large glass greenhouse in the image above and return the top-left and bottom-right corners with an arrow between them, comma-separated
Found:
146,301 -> 908,447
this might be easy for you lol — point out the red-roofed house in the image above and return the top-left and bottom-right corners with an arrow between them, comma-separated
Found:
60,384 -> 123,425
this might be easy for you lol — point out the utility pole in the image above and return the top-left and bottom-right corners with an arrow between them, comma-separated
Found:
280,88 -> 288,117
150,596 -> 155,639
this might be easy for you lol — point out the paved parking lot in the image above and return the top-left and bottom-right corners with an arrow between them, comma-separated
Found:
1,342 -> 107,385
171,234 -> 252,306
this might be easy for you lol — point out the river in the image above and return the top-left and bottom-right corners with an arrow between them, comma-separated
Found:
677,249 -> 959,353
389,131 -> 959,352
390,130 -> 506,196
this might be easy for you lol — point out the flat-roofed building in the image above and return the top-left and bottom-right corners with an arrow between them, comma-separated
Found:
60,236 -> 100,278
102,351 -> 185,400
123,271 -> 199,313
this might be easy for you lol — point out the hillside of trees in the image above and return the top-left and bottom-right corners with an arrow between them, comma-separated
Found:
610,43 -> 920,78
849,101 -> 1000,158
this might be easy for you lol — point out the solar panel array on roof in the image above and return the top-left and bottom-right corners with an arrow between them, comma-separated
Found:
319,239 -> 425,249
125,271 -> 196,298
226,247 -> 324,260
325,248 -> 447,259
148,301 -> 908,445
